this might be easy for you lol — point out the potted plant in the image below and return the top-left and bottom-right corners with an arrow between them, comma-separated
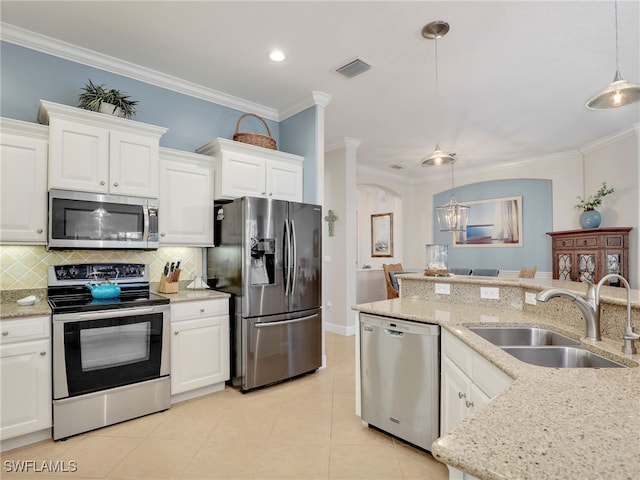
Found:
77,80 -> 138,118
574,182 -> 615,229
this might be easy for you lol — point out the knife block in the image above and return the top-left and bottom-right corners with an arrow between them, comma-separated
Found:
158,275 -> 179,294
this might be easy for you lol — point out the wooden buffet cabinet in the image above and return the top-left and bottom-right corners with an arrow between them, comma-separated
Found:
547,227 -> 632,286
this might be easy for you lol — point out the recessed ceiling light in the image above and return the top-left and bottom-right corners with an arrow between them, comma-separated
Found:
269,50 -> 285,62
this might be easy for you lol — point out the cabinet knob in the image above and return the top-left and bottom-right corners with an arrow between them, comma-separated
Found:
583,240 -> 588,245
261,192 -> 266,196
161,233 -> 166,237
113,182 -> 119,187
200,308 -> 205,313
465,400 -> 475,408
458,391 -> 466,399
269,192 -> 273,197
2,331 -> 8,336
37,228 -> 43,234
174,331 -> 179,335
100,180 -> 106,186
40,352 -> 46,356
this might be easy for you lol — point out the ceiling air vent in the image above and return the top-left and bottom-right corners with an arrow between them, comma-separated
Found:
335,58 -> 372,79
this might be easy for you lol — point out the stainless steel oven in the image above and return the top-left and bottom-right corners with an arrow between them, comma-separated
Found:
48,263 -> 170,440
48,189 -> 159,250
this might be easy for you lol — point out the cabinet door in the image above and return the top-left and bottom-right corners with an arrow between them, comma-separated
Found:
159,153 -> 214,245
440,355 -> 471,436
0,133 -> 48,243
266,158 -> 303,201
48,118 -> 109,193
171,315 -> 229,395
575,250 -> 597,283
220,151 -> 266,198
0,339 -> 52,439
109,131 -> 159,197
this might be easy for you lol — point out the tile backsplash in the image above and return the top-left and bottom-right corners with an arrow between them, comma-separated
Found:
0,245 -> 203,291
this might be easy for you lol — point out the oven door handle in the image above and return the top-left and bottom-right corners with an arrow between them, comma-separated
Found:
53,306 -> 164,323
253,313 -> 318,328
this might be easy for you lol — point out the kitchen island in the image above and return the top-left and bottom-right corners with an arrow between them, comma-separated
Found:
353,274 -> 640,480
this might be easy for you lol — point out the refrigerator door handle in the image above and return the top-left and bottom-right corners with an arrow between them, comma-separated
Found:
290,219 -> 297,296
284,219 -> 292,295
254,313 -> 319,328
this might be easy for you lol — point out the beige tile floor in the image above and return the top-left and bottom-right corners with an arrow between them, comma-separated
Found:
1,332 -> 449,479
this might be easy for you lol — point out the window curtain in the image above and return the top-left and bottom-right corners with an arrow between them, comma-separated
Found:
492,199 -> 519,242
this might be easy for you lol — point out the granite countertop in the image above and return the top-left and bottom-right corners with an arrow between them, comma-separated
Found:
153,288 -> 230,303
0,300 -> 51,319
353,298 -> 640,480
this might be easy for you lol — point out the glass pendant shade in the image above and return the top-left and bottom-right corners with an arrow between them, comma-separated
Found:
586,71 -> 640,109
436,194 -> 469,232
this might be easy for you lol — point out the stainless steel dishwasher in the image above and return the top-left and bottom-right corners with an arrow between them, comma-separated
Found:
360,313 -> 440,451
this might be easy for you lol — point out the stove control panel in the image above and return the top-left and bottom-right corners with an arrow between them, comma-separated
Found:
51,263 -> 148,282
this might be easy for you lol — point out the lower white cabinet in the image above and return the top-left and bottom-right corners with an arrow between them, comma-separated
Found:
170,299 -> 229,400
0,316 -> 52,451
440,329 -> 512,480
440,329 -> 512,436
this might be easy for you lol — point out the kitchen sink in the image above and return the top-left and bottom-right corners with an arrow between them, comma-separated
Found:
467,326 -> 580,347
502,346 -> 627,369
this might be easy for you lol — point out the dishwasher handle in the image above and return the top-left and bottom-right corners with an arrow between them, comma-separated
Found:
384,329 -> 404,337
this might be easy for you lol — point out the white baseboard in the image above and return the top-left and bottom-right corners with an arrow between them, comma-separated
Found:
324,322 -> 355,336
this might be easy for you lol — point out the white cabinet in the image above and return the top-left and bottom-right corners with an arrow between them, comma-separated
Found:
38,100 -> 167,197
159,148 -> 214,246
197,137 -> 303,201
170,298 -> 229,401
0,119 -> 48,244
440,329 -> 512,436
1,315 -> 51,451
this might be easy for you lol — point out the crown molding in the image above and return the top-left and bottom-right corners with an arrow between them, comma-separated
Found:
326,137 -> 361,152
279,91 -> 332,121
0,23 -> 280,121
0,117 -> 48,138
579,123 -> 640,154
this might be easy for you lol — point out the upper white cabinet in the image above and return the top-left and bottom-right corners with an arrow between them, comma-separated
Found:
197,137 -> 303,202
0,118 -> 48,244
38,100 -> 167,198
159,148 -> 214,246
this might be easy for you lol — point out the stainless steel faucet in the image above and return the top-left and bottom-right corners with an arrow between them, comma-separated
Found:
536,274 -> 638,350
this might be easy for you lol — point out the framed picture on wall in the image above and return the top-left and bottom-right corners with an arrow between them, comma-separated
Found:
371,213 -> 393,257
453,196 -> 523,247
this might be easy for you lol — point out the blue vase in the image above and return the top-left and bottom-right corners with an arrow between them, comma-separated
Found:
579,209 -> 601,229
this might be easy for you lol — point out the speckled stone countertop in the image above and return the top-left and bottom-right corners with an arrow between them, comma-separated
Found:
353,293 -> 640,480
153,288 -> 230,303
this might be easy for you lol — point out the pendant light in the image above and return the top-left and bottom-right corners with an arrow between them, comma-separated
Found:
586,0 -> 640,109
421,20 -> 469,232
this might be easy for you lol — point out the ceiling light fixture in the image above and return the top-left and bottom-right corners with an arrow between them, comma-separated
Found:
586,0 -> 640,109
268,50 -> 285,62
421,20 -> 469,233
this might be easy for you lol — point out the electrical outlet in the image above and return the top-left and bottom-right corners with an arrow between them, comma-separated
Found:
525,292 -> 537,305
480,287 -> 500,299
435,283 -> 450,295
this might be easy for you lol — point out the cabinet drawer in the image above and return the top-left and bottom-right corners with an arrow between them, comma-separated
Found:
553,238 -> 574,248
471,352 -> 512,399
442,330 -> 472,375
171,299 -> 228,321
0,316 -> 50,344
605,235 -> 624,248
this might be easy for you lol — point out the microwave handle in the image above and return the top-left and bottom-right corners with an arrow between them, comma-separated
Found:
143,205 -> 150,242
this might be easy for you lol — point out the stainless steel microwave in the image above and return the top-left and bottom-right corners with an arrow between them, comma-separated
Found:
48,189 -> 159,250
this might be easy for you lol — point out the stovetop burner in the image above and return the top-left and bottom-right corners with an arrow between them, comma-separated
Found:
48,263 -> 169,314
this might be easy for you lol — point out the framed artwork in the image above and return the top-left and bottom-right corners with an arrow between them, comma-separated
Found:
371,213 -> 393,257
453,196 -> 523,247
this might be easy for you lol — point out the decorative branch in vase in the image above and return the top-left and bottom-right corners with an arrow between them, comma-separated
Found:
574,182 -> 615,229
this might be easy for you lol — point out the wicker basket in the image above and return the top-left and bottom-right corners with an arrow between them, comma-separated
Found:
233,113 -> 277,150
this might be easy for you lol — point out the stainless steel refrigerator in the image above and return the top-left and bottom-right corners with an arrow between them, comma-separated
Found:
207,196 -> 322,391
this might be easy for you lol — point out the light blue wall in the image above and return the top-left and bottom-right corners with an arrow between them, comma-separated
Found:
0,41 -> 281,154
280,106 -> 318,204
433,179 -> 553,272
